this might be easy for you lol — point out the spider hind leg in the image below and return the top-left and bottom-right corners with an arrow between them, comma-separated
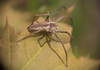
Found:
46,36 -> 68,67
37,35 -> 47,47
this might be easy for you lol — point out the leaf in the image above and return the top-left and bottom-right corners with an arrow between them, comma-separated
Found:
0,3 -> 99,70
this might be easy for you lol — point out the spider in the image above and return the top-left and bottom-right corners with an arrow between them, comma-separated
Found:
17,13 -> 71,67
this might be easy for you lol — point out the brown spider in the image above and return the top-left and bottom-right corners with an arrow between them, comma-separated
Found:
17,14 -> 71,67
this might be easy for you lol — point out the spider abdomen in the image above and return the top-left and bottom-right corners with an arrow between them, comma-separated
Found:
27,22 -> 58,33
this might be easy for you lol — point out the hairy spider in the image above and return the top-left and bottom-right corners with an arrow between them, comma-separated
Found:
17,14 -> 71,67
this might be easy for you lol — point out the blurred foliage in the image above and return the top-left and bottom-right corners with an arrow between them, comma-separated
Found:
28,0 -> 60,13
28,0 -> 75,13
71,1 -> 86,57
12,0 -> 75,13
72,0 -> 100,59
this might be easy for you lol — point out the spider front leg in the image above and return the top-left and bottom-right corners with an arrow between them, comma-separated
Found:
30,13 -> 50,25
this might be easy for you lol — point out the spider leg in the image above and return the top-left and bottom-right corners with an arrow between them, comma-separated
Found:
41,40 -> 47,47
16,34 -> 34,42
32,16 -> 40,23
46,36 -> 67,67
36,13 -> 50,22
54,33 -> 68,67
56,16 -> 65,22
57,30 -> 72,43
51,37 -> 69,44
37,35 -> 47,47
56,30 -> 71,37
51,30 -> 71,43
31,13 -> 50,24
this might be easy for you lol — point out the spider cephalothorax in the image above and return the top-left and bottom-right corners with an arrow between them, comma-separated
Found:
17,14 -> 71,67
